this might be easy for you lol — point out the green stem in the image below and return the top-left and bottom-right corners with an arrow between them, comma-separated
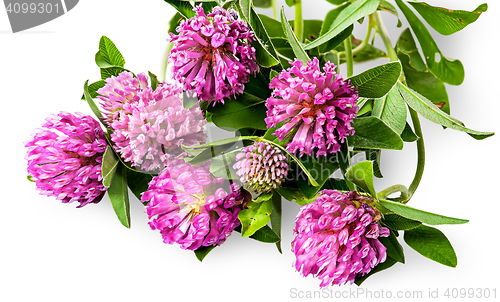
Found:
294,0 -> 303,43
374,11 -> 398,62
344,35 -> 354,77
377,184 -> 409,201
270,192 -> 282,253
352,16 -> 374,56
271,0 -> 279,20
160,42 -> 174,82
374,10 -> 425,201
408,107 -> 425,200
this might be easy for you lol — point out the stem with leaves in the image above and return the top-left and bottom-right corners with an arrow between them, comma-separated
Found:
408,107 -> 425,199
377,184 -> 409,201
294,0 -> 303,42
344,35 -> 354,77
374,11 -> 398,62
352,15 -> 374,56
272,0 -> 279,20
374,10 -> 425,201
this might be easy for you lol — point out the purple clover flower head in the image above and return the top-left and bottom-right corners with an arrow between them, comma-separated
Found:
292,190 -> 389,286
25,112 -> 108,208
169,5 -> 259,103
233,141 -> 289,194
265,58 -> 359,157
105,72 -> 207,173
143,160 -> 249,250
97,71 -> 149,123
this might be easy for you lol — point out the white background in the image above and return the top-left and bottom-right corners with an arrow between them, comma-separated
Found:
1,0 -> 499,301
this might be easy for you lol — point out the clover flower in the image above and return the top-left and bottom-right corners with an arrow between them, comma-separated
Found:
143,159 -> 250,250
97,71 -> 149,123
25,112 -> 108,207
265,58 -> 359,157
233,141 -> 289,194
292,190 -> 390,286
169,5 -> 259,103
104,72 -> 207,173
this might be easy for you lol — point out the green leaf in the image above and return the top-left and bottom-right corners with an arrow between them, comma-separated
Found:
379,199 -> 468,225
396,28 -> 450,114
253,0 -> 271,8
404,225 -> 457,267
107,164 -> 131,228
379,0 -> 402,27
271,38 -> 295,68
188,141 -> 245,166
208,93 -> 267,130
80,80 -> 105,101
395,0 -> 464,85
163,0 -> 195,19
372,87 -> 407,134
318,3 -> 354,53
250,225 -> 281,243
200,1 -> 218,13
259,14 -> 285,38
395,28 -> 426,71
102,146 -> 119,188
238,199 -> 273,237
295,154 -> 340,199
168,12 -> 183,35
183,92 -> 198,109
239,0 -> 280,67
244,72 -> 273,100
365,149 -> 383,178
270,193 -> 282,252
284,0 -> 295,6
348,116 -> 404,150
348,62 -> 402,99
408,1 -> 487,36
234,224 -> 281,243
98,36 -> 125,68
254,192 -> 273,203
280,7 -> 310,64
83,80 -> 105,126
27,175 -> 35,182
184,136 -> 256,150
269,70 -> 279,81
379,231 -> 405,263
100,67 -> 126,81
300,20 -> 324,43
356,98 -> 372,116
276,186 -> 314,205
401,122 -> 419,142
322,178 -> 350,191
304,0 -> 379,50
397,81 -> 494,140
325,0 -> 348,5
222,0 -> 237,9
355,258 -> 397,285
194,245 -> 216,262
126,170 -> 153,202
345,161 -> 376,196
382,213 -> 421,230
268,142 -> 320,187
148,71 -> 159,90
209,152 -> 238,179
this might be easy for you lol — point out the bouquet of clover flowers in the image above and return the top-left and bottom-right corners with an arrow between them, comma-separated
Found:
24,0 -> 495,287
